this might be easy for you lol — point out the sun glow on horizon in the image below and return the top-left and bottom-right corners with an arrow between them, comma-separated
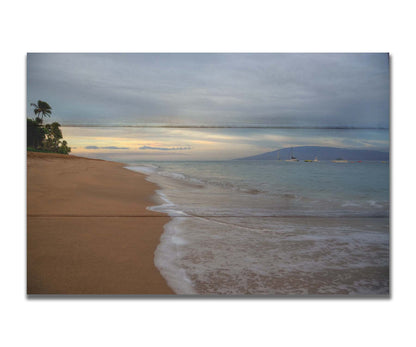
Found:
62,126 -> 389,162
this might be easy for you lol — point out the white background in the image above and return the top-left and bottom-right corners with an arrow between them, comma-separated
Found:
1,0 -> 415,346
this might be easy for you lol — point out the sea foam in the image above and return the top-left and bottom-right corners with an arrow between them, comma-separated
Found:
125,161 -> 389,295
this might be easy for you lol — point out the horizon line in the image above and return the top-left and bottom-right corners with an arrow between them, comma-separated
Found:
60,124 -> 389,130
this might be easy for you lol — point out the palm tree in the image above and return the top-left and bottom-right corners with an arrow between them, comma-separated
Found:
30,100 -> 52,123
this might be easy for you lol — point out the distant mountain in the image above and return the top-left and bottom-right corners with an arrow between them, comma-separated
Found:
235,146 -> 389,161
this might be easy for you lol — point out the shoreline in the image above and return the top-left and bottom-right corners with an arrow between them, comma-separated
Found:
123,161 -> 389,295
27,152 -> 174,294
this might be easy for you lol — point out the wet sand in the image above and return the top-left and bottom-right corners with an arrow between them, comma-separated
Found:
27,152 -> 173,294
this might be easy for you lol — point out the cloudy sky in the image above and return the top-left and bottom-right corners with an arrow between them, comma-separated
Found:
27,53 -> 390,160
27,53 -> 389,127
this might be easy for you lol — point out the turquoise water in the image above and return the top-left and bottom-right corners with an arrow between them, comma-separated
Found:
126,160 -> 389,295
127,160 -> 389,217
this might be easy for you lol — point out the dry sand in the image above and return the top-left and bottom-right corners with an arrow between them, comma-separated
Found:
27,152 -> 174,294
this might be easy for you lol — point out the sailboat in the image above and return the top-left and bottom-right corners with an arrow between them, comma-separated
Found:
313,156 -> 319,162
285,148 -> 299,162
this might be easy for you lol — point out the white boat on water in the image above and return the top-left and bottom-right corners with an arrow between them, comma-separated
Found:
285,148 -> 299,162
332,159 -> 348,163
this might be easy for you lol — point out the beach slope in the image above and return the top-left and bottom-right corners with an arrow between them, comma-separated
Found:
27,152 -> 173,294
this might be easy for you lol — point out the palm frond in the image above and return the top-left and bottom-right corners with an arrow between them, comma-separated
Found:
38,100 -> 52,110
30,100 -> 53,120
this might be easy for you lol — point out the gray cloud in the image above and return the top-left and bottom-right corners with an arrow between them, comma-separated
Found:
139,145 -> 192,150
101,146 -> 129,149
85,145 -> 129,150
28,53 -> 389,128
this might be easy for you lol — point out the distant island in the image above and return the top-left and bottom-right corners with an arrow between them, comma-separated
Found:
235,146 -> 389,161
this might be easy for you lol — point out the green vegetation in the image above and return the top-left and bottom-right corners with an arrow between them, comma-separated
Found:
27,100 -> 71,154
27,146 -> 57,153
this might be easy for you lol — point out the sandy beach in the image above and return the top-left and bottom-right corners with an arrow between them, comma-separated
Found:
27,152 -> 173,294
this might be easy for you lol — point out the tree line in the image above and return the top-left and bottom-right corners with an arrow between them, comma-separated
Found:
27,100 -> 71,154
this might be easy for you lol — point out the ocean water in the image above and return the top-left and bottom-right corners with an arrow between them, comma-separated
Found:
126,160 -> 389,295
